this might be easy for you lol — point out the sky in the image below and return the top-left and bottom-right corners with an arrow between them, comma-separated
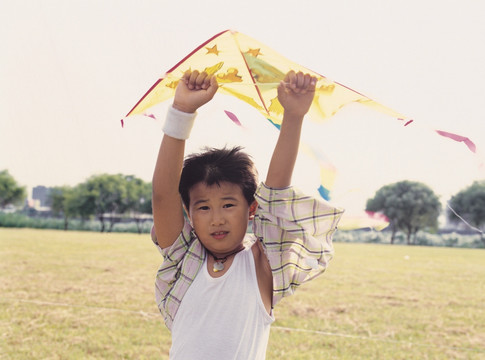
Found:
1,0 -> 484,216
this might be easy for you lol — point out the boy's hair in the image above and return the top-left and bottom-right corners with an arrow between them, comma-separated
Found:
179,146 -> 258,208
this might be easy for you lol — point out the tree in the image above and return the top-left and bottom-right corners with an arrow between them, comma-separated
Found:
48,186 -> 70,230
48,186 -> 79,230
83,174 -> 127,232
366,181 -> 441,245
124,176 -> 152,234
72,183 -> 96,225
0,170 -> 27,208
448,180 -> 485,245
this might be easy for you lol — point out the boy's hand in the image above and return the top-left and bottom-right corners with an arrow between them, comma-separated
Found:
277,71 -> 317,118
173,70 -> 219,113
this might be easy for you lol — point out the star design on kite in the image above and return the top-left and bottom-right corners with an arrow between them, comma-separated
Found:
246,48 -> 262,57
206,45 -> 220,55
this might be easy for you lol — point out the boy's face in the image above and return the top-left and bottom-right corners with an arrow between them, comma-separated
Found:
187,181 -> 254,256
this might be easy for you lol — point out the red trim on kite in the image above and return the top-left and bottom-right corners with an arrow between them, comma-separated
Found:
404,120 -> 414,126
435,130 -> 477,153
309,66 -> 406,122
165,30 -> 231,74
120,119 -> 124,128
333,79 -> 371,100
125,78 -> 163,117
125,30 -> 232,118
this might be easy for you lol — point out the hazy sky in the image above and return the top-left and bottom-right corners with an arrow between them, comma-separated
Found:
1,0 -> 484,214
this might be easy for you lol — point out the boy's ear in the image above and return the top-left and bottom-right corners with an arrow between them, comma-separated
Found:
248,200 -> 258,220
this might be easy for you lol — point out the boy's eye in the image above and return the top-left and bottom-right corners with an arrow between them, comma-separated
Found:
198,206 -> 210,211
223,203 -> 234,209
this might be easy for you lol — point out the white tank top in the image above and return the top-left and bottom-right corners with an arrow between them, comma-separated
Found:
169,245 -> 275,359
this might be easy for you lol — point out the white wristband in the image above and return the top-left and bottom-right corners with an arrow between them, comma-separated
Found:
162,105 -> 197,140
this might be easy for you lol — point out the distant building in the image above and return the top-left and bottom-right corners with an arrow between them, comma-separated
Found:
32,186 -> 51,208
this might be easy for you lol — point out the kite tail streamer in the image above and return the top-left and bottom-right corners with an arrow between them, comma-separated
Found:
300,143 -> 337,200
224,110 -> 243,126
317,185 -> 331,201
435,130 -> 477,153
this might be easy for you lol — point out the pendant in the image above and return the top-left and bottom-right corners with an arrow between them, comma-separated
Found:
213,261 -> 225,272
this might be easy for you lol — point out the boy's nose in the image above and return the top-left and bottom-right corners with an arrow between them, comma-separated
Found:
211,211 -> 226,226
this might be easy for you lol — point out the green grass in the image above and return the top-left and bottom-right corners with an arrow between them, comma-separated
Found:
1,228 -> 484,359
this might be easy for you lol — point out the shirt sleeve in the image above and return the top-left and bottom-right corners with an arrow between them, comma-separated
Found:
253,183 -> 345,306
152,221 -> 204,330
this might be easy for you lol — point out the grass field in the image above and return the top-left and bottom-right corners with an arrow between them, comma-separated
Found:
1,228 -> 484,359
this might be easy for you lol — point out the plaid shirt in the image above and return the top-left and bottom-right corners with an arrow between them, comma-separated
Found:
152,183 -> 344,330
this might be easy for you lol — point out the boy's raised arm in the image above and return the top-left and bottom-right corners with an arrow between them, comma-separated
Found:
152,71 -> 218,249
265,71 -> 317,188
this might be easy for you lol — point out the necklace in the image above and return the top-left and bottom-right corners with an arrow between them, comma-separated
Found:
206,246 -> 245,273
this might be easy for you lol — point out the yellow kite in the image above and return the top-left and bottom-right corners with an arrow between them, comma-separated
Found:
123,30 -> 482,231
124,29 -> 408,128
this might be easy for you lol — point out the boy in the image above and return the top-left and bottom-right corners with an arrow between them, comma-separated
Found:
151,69 -> 344,359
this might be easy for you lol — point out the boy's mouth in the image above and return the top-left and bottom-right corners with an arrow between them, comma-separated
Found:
211,231 -> 228,240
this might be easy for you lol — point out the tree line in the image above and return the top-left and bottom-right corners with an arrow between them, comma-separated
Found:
0,170 -> 151,233
366,180 -> 485,246
1,169 -> 484,243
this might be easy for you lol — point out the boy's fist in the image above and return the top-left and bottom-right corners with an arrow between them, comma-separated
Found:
277,71 -> 317,118
173,70 -> 219,113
